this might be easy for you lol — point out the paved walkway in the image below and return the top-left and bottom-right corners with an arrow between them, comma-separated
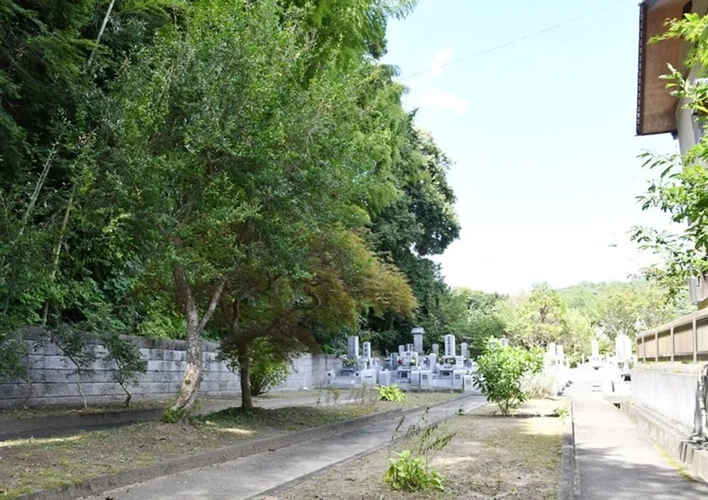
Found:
78,395 -> 486,500
568,376 -> 708,500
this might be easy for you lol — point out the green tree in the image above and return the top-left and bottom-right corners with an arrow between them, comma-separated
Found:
282,0 -> 418,70
474,339 -> 543,415
218,230 -> 416,408
0,0 -> 182,380
452,289 -> 506,358
94,0 -> 422,415
632,12 -> 708,300
366,124 -> 461,352
498,283 -> 568,349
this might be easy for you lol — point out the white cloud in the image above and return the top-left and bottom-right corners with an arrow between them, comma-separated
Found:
431,47 -> 455,79
418,88 -> 469,114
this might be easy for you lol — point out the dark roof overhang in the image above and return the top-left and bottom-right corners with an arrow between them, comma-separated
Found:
636,0 -> 688,136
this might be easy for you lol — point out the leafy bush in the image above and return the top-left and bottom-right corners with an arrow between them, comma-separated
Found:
383,407 -> 456,493
221,339 -> 290,397
102,333 -> 148,407
162,406 -> 184,424
250,354 -> 289,397
384,450 -> 444,492
377,384 -> 406,402
473,338 -> 543,415
49,325 -> 98,408
0,332 -> 28,383
551,405 -> 569,419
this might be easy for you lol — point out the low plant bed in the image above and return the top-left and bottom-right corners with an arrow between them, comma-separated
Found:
0,390 -> 459,499
273,397 -> 567,499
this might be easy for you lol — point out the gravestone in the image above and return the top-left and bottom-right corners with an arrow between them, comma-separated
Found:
444,334 -> 456,357
362,342 -> 372,360
412,327 -> 424,354
347,336 -> 360,359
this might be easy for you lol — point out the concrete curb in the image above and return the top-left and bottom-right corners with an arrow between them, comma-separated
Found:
250,395 -> 482,500
622,401 -> 708,483
13,395 -> 471,500
559,400 -> 579,500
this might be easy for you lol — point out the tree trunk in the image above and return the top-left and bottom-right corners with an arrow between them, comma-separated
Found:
168,262 -> 203,420
169,300 -> 203,419
167,262 -> 226,421
42,190 -> 74,326
239,341 -> 253,409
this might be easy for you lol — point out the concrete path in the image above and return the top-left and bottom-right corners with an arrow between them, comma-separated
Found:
568,374 -> 708,500
77,395 -> 486,500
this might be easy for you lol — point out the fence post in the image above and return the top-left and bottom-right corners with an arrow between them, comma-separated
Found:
655,330 -> 659,362
694,316 -> 699,363
670,325 -> 675,362
641,336 -> 646,363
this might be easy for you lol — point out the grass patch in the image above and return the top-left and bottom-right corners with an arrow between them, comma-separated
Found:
193,405 -> 375,432
0,390 -> 458,500
0,404 -> 371,499
0,398 -> 176,421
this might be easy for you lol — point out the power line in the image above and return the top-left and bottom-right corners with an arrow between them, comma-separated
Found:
398,0 -> 631,81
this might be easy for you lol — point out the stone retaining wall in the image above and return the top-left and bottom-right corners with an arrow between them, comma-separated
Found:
631,364 -> 702,430
0,334 -> 340,409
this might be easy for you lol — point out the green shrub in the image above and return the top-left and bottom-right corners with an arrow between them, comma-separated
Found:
248,353 -> 289,397
102,333 -> 148,407
0,332 -> 28,383
473,338 -> 543,415
551,405 -> 569,419
384,450 -> 444,492
384,407 -> 455,493
49,325 -> 97,408
221,339 -> 290,397
377,384 -> 406,402
162,406 -> 184,424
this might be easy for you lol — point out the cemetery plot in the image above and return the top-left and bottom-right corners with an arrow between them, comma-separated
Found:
327,332 -> 480,392
275,398 -> 566,500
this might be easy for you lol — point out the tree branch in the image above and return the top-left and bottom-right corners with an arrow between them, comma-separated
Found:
197,276 -> 228,333
88,0 -> 117,67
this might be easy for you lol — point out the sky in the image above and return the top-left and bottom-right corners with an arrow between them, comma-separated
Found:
382,0 -> 680,295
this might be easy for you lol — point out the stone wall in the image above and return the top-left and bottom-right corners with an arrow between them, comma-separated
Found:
0,333 -> 341,409
631,364 -> 703,431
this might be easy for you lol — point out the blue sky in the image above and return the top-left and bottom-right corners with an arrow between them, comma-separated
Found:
382,0 -> 679,295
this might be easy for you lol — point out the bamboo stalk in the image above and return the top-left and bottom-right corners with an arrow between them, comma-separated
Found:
42,190 -> 75,326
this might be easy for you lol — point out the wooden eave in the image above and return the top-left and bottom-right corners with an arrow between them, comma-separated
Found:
637,0 -> 687,136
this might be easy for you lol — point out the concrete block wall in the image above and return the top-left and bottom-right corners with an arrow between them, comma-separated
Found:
276,354 -> 340,391
0,333 -> 340,409
632,365 -> 703,431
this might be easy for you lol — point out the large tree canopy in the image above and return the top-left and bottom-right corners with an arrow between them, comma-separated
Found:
0,0 -> 433,416
364,121 -> 461,353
